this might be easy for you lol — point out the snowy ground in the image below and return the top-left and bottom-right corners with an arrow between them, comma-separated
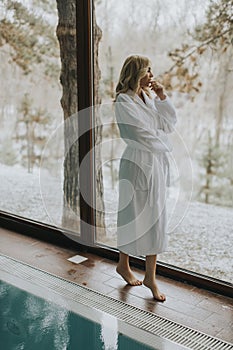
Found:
0,164 -> 232,283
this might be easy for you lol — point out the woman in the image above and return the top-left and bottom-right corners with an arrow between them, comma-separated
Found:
115,55 -> 177,301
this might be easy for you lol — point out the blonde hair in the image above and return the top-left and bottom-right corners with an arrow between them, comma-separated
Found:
115,55 -> 151,99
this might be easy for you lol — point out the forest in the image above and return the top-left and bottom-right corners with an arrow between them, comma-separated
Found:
0,0 -> 232,282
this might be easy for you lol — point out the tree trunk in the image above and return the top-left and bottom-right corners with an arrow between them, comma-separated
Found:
93,12 -> 106,240
215,47 -> 232,147
56,1 -> 79,231
56,1 -> 105,236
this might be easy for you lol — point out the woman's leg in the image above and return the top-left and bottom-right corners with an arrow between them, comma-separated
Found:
116,252 -> 142,286
143,255 -> 166,301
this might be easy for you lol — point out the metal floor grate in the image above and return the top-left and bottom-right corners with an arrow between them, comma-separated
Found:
0,254 -> 232,350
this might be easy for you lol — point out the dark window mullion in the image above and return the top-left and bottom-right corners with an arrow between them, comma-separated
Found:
76,0 -> 95,245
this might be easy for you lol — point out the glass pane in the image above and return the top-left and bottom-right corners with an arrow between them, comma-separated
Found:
0,1 -> 80,235
94,0 -> 233,283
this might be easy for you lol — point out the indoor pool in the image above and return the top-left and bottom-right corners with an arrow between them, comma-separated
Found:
0,255 -> 181,350
0,280 -> 157,350
1,254 -> 231,350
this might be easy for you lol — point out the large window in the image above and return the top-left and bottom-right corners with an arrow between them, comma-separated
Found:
94,0 -> 233,283
0,1 -> 81,236
0,0 -> 232,285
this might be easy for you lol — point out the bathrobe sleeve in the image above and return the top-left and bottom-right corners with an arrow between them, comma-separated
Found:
154,95 -> 177,133
115,93 -> 173,153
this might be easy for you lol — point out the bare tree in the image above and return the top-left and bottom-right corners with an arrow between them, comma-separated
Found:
163,0 -> 233,96
16,93 -> 50,173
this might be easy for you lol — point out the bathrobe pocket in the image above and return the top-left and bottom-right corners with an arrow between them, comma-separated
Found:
119,158 -> 153,191
134,161 -> 153,191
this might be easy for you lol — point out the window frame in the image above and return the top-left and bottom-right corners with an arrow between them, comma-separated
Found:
76,0 -> 95,246
0,210 -> 232,298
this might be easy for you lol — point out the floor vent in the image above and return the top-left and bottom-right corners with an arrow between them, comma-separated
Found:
0,254 -> 232,350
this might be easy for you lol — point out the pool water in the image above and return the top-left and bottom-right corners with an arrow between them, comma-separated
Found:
0,280 -> 155,350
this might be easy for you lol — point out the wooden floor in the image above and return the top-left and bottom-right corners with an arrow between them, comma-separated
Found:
0,227 -> 232,344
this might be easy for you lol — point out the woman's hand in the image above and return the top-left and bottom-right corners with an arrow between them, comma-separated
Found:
149,81 -> 166,100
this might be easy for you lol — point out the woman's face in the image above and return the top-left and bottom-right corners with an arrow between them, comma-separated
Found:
139,67 -> 153,88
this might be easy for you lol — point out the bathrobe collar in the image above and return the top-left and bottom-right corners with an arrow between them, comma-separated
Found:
125,89 -> 154,109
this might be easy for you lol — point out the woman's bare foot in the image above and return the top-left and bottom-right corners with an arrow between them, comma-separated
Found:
143,278 -> 166,301
116,265 -> 142,286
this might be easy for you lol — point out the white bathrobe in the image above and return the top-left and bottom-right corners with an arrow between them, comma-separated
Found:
115,89 -> 177,256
